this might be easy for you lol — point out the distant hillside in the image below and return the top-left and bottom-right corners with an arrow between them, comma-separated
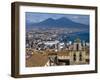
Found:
26,17 -> 89,29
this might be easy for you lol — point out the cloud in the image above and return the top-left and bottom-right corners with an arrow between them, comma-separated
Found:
72,16 -> 80,19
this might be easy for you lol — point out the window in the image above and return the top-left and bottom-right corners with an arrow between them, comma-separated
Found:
76,44 -> 79,51
79,52 -> 82,61
73,54 -> 76,61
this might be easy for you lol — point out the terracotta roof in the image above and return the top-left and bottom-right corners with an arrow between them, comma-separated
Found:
26,53 -> 48,67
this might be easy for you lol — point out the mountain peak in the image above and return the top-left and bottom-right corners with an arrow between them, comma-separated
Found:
27,17 -> 89,29
45,18 -> 55,21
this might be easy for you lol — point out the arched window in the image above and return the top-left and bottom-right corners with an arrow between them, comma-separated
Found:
76,44 -> 79,51
79,52 -> 82,61
73,54 -> 76,61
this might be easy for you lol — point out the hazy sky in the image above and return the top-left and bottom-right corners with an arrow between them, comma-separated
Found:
26,12 -> 89,25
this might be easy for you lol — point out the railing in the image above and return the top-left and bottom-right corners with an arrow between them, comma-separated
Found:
58,56 -> 70,59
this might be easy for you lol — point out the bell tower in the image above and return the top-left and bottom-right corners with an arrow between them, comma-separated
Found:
70,38 -> 86,65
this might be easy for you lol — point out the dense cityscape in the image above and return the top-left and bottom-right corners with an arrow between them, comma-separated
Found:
26,28 -> 89,67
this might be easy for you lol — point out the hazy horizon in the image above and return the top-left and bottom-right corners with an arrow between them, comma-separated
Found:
26,12 -> 90,25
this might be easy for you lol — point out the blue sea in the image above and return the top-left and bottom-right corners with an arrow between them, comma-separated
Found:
58,31 -> 89,43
